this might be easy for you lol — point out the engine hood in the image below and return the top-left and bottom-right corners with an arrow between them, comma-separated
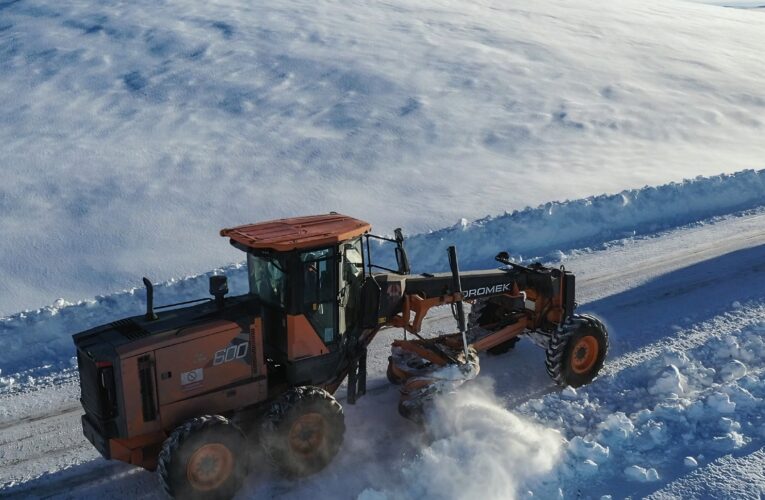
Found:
73,294 -> 259,360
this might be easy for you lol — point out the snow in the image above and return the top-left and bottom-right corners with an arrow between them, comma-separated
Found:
648,365 -> 688,397
362,387 -> 565,500
687,1 -> 765,6
405,169 -> 765,272
2,0 -> 765,315
624,465 -> 660,483
2,0 -> 765,497
517,308 -> 765,497
2,174 -> 762,396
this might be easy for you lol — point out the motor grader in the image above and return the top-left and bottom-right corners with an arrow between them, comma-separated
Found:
73,213 -> 608,499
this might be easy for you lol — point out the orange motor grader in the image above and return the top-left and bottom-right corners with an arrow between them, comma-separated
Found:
73,213 -> 608,499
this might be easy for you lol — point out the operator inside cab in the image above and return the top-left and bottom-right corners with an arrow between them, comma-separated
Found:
242,234 -> 366,356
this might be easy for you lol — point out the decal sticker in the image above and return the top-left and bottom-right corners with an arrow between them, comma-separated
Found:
463,283 -> 512,299
181,368 -> 204,385
387,283 -> 402,298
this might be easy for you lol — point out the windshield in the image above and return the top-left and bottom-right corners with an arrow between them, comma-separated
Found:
247,253 -> 287,307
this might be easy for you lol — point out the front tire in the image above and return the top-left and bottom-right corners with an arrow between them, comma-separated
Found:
260,386 -> 345,478
545,314 -> 608,387
157,415 -> 249,500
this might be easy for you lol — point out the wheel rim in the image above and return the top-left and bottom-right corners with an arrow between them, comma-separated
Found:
186,443 -> 234,491
288,413 -> 327,457
571,336 -> 599,374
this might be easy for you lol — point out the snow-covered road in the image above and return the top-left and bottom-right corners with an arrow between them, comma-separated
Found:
2,208 -> 764,499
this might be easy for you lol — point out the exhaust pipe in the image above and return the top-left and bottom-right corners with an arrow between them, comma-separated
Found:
209,275 -> 229,310
142,277 -> 158,321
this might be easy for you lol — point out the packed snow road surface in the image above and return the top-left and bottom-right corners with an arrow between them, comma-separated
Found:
1,208 -> 764,499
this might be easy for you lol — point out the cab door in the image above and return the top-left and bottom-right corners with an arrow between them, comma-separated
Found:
339,238 -> 364,336
300,247 -> 338,346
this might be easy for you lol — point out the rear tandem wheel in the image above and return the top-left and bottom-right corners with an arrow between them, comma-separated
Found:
260,386 -> 345,478
157,415 -> 249,500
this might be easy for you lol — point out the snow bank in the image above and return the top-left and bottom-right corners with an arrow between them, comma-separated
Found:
1,170 -> 763,392
405,169 -> 765,271
0,264 -> 248,394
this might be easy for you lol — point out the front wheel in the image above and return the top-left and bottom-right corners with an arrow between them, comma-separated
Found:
545,314 -> 608,387
157,415 -> 249,500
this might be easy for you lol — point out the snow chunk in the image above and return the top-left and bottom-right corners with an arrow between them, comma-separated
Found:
597,412 -> 635,444
711,432 -> 746,451
649,365 -> 687,396
560,386 -> 578,399
720,360 -> 747,382
663,350 -> 690,369
683,456 -> 698,468
624,465 -> 660,482
706,393 -> 736,414
568,436 -> 609,464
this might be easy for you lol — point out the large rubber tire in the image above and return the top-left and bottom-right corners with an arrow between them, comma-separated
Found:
260,386 -> 345,478
157,415 -> 249,500
545,314 -> 609,387
469,297 -> 520,355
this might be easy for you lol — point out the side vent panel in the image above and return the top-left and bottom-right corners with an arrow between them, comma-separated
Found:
137,355 -> 157,422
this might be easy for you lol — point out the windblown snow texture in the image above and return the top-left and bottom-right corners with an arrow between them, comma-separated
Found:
1,0 -> 765,315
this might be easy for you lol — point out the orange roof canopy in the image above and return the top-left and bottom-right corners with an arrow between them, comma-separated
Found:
220,213 -> 371,252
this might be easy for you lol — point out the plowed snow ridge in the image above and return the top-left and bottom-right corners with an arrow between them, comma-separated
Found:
1,171 -> 764,392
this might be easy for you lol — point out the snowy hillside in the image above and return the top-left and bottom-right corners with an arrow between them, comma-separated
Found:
2,0 -> 765,315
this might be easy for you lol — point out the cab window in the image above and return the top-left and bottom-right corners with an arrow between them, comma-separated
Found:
300,248 -> 337,344
247,253 -> 287,307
